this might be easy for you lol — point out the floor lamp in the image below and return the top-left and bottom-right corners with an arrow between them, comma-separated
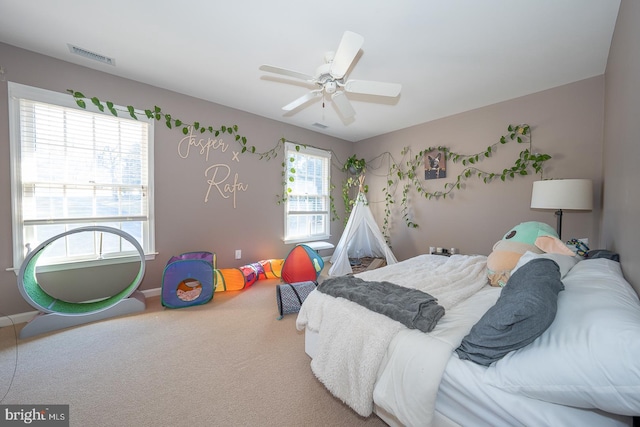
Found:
530,179 -> 593,240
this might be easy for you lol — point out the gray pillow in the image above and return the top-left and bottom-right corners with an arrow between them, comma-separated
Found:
586,249 -> 620,262
455,258 -> 563,366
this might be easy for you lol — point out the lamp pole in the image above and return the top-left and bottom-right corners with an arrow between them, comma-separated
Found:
555,209 -> 563,240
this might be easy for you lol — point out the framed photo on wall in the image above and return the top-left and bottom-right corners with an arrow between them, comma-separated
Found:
424,149 -> 446,180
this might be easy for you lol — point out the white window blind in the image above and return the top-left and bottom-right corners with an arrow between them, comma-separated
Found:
284,142 -> 331,243
9,83 -> 155,269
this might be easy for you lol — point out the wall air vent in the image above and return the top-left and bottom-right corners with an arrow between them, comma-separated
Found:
312,122 -> 328,129
67,44 -> 115,66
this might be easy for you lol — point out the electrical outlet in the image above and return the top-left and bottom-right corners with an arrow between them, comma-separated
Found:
235,249 -> 241,260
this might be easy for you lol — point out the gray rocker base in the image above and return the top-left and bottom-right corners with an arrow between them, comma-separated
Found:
19,291 -> 146,339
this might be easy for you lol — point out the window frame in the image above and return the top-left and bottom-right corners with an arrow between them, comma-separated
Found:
8,82 -> 156,272
283,142 -> 332,244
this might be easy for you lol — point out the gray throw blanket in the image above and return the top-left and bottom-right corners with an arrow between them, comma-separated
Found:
316,275 -> 445,332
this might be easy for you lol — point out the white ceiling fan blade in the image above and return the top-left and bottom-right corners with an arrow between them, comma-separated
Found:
260,65 -> 315,82
344,80 -> 402,97
331,91 -> 356,119
282,91 -> 321,111
330,31 -> 364,79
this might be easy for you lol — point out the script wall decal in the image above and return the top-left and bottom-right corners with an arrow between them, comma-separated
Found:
178,127 -> 248,208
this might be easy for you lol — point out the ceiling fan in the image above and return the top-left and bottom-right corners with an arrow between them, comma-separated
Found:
259,31 -> 401,120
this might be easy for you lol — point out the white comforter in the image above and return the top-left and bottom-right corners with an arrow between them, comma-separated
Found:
296,254 -> 490,421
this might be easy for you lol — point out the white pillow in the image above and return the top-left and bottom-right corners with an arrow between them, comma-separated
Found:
482,259 -> 640,415
510,250 -> 579,279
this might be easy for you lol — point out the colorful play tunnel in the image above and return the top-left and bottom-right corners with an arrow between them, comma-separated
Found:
214,259 -> 284,291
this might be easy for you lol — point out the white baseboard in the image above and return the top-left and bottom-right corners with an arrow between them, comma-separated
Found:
142,287 -> 161,298
0,287 -> 162,327
0,311 -> 38,328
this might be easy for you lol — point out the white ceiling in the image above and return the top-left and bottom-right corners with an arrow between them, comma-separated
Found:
0,1 -> 620,142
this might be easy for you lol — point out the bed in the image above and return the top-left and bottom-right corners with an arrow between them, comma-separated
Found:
296,253 -> 639,426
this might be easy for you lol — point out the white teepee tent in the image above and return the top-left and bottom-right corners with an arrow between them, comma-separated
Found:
329,176 -> 397,276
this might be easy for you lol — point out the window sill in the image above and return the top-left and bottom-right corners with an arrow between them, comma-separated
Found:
6,252 -> 157,275
298,241 -> 335,252
283,235 -> 331,246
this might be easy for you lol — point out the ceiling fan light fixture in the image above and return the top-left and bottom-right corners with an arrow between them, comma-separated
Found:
325,81 -> 337,94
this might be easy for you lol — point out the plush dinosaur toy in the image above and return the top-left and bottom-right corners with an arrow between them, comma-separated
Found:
487,221 -> 575,287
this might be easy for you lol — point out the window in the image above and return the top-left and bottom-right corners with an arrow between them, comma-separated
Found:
8,82 -> 155,270
283,142 -> 331,244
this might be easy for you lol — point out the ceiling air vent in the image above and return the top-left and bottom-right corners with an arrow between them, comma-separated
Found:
68,44 -> 115,66
312,122 -> 328,129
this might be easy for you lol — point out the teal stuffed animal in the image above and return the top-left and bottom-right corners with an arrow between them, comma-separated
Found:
486,221 -> 574,287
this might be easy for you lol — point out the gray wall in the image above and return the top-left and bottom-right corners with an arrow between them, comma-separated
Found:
354,77 -> 604,263
0,42 -> 352,316
602,0 -> 640,294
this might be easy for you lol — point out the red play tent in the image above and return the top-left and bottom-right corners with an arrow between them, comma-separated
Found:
281,244 -> 324,283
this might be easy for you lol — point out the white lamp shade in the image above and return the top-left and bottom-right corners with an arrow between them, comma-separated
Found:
531,179 -> 593,210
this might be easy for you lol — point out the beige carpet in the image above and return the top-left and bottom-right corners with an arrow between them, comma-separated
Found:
0,280 -> 387,427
